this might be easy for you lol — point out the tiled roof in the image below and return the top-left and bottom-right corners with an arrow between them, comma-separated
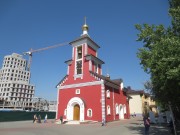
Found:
112,79 -> 123,84
89,71 -> 122,89
125,88 -> 151,97
126,89 -> 144,94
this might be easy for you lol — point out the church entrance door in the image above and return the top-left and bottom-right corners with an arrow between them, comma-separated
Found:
73,104 -> 80,120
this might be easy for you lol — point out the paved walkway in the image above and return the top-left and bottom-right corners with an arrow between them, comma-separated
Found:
0,117 -> 170,135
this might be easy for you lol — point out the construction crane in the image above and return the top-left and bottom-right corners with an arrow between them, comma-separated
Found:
23,42 -> 69,71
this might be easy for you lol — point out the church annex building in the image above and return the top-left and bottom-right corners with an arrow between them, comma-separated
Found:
56,21 -> 130,122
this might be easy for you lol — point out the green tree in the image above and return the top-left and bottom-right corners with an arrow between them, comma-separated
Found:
135,0 -> 180,111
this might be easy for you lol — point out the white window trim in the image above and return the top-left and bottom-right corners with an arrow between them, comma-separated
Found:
107,105 -> 111,115
75,89 -> 80,94
87,108 -> 92,117
74,45 -> 83,78
64,109 -> 67,116
67,65 -> 70,75
89,60 -> 92,71
106,90 -> 110,98
115,103 -> 119,115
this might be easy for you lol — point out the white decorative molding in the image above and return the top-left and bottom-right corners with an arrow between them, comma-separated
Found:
113,88 -> 115,120
59,76 -> 68,86
85,44 -> 87,55
89,60 -> 92,71
59,80 -> 103,89
74,74 -> 83,80
72,47 -> 74,60
90,72 -> 102,81
120,82 -> 123,90
67,65 -> 69,75
71,38 -> 99,52
56,87 -> 60,119
101,82 -> 106,121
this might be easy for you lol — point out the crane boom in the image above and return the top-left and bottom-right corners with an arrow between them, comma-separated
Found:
23,42 -> 69,71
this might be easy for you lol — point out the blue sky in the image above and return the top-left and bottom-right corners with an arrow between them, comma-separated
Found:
0,0 -> 171,101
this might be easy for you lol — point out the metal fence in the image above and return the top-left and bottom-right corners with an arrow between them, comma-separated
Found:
0,111 -> 56,122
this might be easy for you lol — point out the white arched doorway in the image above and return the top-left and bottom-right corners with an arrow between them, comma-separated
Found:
119,104 -> 124,119
66,97 -> 85,121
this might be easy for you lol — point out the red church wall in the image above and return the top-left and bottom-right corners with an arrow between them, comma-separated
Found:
57,85 -> 102,121
114,90 -> 122,120
105,86 -> 118,121
63,55 -> 99,85
118,90 -> 130,119
80,85 -> 102,121
91,61 -> 101,74
104,86 -> 130,121
87,45 -> 96,56
122,92 -> 130,119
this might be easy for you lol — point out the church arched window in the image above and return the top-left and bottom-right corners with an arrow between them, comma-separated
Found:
106,90 -> 110,98
107,105 -> 111,115
87,108 -> 92,117
115,103 -> 119,114
76,46 -> 83,75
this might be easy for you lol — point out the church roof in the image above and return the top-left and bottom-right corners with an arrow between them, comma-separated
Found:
85,54 -> 104,64
112,79 -> 123,85
69,34 -> 100,48
56,75 -> 68,88
56,71 -> 123,90
89,71 -> 122,89
64,59 -> 73,65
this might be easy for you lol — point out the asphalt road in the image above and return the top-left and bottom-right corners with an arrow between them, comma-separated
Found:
0,117 -> 170,135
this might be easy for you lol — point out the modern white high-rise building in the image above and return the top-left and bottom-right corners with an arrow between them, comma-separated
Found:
0,53 -> 35,110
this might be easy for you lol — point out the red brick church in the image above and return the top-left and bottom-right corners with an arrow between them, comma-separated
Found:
56,20 -> 130,122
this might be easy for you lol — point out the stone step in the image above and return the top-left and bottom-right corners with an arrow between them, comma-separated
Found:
56,120 -> 99,125
65,120 -> 80,124
80,120 -> 98,124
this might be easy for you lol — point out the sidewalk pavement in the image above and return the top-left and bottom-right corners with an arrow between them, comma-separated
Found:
0,117 -> 172,135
